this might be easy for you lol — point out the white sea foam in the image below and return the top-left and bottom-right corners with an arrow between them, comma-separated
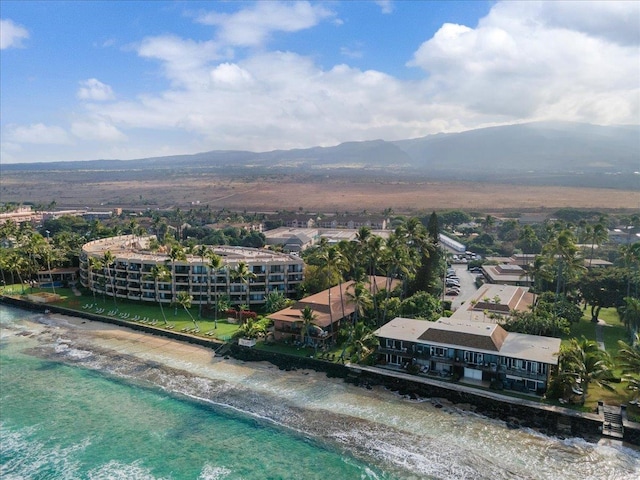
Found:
198,464 -> 232,480
87,460 -> 167,480
0,422 -> 88,480
6,307 -> 640,480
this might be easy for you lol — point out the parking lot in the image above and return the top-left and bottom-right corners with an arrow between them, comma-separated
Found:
444,264 -> 480,311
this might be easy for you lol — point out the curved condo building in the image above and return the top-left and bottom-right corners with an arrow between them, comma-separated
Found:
79,235 -> 304,308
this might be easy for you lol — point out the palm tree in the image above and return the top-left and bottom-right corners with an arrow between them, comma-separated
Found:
207,251 -> 224,328
166,244 -> 186,314
300,305 -> 317,347
346,281 -> 373,326
616,333 -> 640,400
177,291 -> 198,330
233,261 -> 256,322
620,242 -> 640,299
8,251 -> 28,294
558,337 -> 614,404
341,321 -> 379,363
102,250 -> 117,306
194,245 -> 209,319
585,223 -> 608,268
317,246 -> 346,337
234,317 -> 267,340
88,256 -> 102,301
146,264 -> 171,325
621,297 -> 640,337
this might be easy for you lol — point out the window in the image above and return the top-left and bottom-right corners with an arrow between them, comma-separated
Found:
431,347 -> 447,357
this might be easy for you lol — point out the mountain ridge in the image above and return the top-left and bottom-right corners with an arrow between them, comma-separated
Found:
3,122 -> 638,189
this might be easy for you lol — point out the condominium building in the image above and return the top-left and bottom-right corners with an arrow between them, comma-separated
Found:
79,235 -> 304,308
374,316 -> 561,394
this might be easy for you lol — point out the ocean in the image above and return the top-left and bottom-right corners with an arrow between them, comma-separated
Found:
1,304 -> 638,479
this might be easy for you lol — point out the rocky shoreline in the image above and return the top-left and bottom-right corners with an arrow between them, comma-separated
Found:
3,294 -> 639,446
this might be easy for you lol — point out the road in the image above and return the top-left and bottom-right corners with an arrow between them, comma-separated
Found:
444,264 -> 479,311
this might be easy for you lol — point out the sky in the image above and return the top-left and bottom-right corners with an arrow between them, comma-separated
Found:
1,0 -> 638,164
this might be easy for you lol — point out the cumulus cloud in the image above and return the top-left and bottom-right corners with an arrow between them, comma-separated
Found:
71,120 -> 126,141
409,1 -> 640,121
5,123 -> 71,145
77,78 -> 115,101
5,1 -> 638,163
197,1 -> 334,46
1,18 -> 29,49
375,1 -> 395,15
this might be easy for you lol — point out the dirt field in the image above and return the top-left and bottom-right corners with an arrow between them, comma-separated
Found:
2,171 -> 638,214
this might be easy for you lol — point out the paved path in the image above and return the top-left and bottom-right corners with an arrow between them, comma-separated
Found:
595,319 -> 606,351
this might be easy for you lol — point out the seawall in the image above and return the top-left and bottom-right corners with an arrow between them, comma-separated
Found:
3,294 -> 639,446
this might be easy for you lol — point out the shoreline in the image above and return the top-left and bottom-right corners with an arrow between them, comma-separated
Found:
2,294 -> 639,447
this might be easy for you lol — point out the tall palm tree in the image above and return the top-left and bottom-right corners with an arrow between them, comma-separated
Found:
585,223 -> 608,268
194,245 -> 209,319
88,256 -> 102,301
166,244 -> 186,314
620,242 -> 640,299
177,291 -> 198,330
346,281 -> 373,326
233,261 -> 256,321
207,251 -> 223,328
102,250 -> 117,306
622,297 -> 640,337
616,333 -> 640,400
317,246 -> 346,337
300,305 -> 317,347
146,264 -> 171,325
9,251 -> 28,294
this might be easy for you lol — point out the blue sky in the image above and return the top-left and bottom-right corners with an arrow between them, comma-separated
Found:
1,1 -> 638,163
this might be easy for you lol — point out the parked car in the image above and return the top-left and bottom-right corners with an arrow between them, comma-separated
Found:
445,289 -> 460,296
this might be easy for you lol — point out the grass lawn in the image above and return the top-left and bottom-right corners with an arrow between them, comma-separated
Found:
560,307 -> 637,409
2,284 -> 240,342
256,342 -> 343,362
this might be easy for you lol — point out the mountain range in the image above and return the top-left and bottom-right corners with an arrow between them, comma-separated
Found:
3,122 -> 638,189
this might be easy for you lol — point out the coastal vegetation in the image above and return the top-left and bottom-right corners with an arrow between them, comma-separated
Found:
1,204 -> 638,415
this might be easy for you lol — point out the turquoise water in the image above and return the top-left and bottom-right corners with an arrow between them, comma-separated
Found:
1,304 -> 639,480
0,306 -> 386,479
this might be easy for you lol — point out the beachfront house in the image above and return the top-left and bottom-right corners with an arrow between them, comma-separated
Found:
374,317 -> 561,394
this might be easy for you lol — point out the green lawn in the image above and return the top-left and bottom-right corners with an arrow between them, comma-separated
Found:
560,307 -> 637,410
1,284 -> 240,342
256,341 -> 343,361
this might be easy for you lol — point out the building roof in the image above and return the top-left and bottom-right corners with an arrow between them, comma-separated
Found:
269,276 -> 399,328
450,284 -> 534,320
419,319 -> 508,352
375,316 -> 560,365
482,264 -> 531,285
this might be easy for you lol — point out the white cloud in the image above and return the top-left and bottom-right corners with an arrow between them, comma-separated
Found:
374,1 -> 394,15
197,1 -> 334,46
6,123 -> 71,145
4,1 -> 638,163
78,0 -> 638,158
408,1 -> 640,121
137,35 -> 220,88
77,78 -> 115,101
71,120 -> 126,141
0,18 -> 29,49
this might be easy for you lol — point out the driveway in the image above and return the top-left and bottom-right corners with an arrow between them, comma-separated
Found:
445,264 -> 479,311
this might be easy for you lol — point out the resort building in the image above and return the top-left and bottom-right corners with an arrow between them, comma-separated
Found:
269,276 -> 399,346
79,235 -> 304,308
263,227 -> 319,252
450,284 -> 535,323
481,263 -> 533,287
374,316 -> 561,394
